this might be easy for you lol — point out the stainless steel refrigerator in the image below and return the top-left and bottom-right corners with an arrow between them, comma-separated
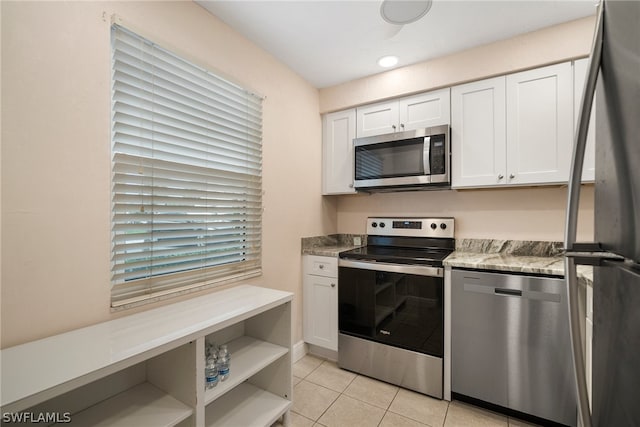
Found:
565,1 -> 640,426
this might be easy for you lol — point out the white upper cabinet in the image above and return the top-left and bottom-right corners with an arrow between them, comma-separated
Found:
399,89 -> 451,131
452,62 -> 575,189
505,62 -> 573,185
356,100 -> 399,137
451,76 -> 507,188
322,109 -> 357,195
573,58 -> 596,182
326,61 -> 581,192
356,88 -> 450,138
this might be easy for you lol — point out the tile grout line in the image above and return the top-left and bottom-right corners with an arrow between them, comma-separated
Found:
442,399 -> 451,427
376,386 -> 402,427
294,356 -> 538,427
312,364 -> 359,425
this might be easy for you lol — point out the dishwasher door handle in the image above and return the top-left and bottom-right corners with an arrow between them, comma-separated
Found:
494,288 -> 522,297
463,283 -> 561,303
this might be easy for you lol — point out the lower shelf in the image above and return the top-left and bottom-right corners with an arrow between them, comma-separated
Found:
205,382 -> 290,427
61,382 -> 192,427
204,335 -> 289,405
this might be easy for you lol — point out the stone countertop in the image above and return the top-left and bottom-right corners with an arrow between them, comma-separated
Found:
300,235 -> 593,286
301,234 -> 367,257
444,239 -> 593,287
443,251 -> 566,275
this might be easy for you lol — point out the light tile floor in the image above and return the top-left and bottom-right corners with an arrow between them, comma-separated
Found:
275,354 -> 541,427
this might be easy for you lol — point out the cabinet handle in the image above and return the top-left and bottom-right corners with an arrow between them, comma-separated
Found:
349,183 -> 354,188
498,174 -> 504,180
319,264 -> 324,269
509,174 -> 515,179
392,125 -> 397,131
400,123 -> 405,130
331,283 -> 336,288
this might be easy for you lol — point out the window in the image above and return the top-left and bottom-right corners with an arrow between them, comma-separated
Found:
110,25 -> 263,307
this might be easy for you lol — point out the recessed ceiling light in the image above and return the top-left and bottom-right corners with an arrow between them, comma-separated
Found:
378,55 -> 399,68
380,0 -> 433,25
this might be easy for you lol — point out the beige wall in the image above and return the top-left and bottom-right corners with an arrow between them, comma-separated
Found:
324,16 -> 596,243
319,16 -> 595,113
1,3 -> 597,349
337,186 -> 594,242
1,1 -> 330,348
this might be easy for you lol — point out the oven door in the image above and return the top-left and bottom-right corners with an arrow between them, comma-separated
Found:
338,259 -> 444,357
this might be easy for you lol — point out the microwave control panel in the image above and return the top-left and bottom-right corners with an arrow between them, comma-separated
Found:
430,135 -> 446,175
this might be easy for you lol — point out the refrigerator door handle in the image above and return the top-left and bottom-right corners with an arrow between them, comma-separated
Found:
565,242 -> 626,266
564,1 -> 605,427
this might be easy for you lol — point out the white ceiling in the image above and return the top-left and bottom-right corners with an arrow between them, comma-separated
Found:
196,0 -> 597,88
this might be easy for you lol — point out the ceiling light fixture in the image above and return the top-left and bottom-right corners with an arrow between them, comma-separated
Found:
378,55 -> 399,68
380,0 -> 433,25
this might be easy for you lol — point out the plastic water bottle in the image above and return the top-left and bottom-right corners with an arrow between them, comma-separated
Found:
218,344 -> 229,360
205,354 -> 219,389
217,345 -> 230,381
217,355 -> 230,381
205,340 -> 218,358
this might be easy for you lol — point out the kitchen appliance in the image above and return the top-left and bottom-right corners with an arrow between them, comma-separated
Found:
353,125 -> 450,191
564,1 -> 640,426
451,270 -> 576,426
337,217 -> 454,398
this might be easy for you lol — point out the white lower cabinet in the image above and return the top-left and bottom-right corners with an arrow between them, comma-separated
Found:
303,255 -> 338,352
1,285 -> 293,427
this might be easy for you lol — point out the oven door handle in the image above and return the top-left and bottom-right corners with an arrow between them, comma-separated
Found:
338,259 -> 443,278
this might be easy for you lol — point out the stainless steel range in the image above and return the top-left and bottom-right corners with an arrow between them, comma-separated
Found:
338,217 -> 454,398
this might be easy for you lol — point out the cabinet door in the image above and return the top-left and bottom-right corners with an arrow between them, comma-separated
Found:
506,62 -> 573,185
451,77 -> 507,188
303,274 -> 338,351
322,109 -> 357,195
573,58 -> 596,182
356,100 -> 399,137
399,88 -> 451,131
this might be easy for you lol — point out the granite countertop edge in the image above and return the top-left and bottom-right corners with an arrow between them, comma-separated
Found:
302,245 -> 362,257
301,234 -> 366,257
444,252 -> 593,287
301,235 -> 593,287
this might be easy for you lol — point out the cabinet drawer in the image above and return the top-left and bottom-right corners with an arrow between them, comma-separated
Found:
303,255 -> 337,277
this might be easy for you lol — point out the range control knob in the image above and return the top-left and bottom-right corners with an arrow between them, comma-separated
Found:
440,223 -> 447,230
430,223 -> 437,230
379,222 -> 386,228
371,222 -> 378,228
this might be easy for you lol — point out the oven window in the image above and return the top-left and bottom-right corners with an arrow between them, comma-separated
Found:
338,267 -> 443,357
355,137 -> 425,180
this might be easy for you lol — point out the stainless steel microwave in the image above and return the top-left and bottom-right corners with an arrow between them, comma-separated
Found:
353,125 -> 450,191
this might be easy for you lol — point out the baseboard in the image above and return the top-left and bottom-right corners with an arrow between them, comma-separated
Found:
293,341 -> 339,363
307,344 -> 338,362
293,340 -> 308,363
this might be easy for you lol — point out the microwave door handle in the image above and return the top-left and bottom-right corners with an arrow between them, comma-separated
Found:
423,137 -> 431,175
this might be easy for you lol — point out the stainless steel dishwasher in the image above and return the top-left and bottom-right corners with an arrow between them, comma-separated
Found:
451,269 -> 577,426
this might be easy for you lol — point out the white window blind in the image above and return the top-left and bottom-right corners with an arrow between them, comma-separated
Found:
111,25 -> 263,306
